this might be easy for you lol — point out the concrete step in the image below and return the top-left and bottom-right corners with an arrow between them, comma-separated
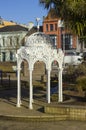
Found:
0,114 -> 68,122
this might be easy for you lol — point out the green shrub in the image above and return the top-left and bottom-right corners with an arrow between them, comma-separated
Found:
63,64 -> 86,83
76,76 -> 86,91
51,94 -> 58,101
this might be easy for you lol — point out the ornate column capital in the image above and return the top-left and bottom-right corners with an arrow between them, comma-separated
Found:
17,67 -> 21,71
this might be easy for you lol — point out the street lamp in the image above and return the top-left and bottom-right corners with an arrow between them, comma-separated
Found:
58,20 -> 65,67
36,18 -> 40,32
58,20 -> 64,52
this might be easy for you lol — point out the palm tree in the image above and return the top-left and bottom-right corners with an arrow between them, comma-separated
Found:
40,0 -> 53,9
39,0 -> 86,36
61,0 -> 86,36
40,0 -> 63,16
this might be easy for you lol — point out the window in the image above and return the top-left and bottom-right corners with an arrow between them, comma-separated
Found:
10,52 -> 13,61
10,37 -> 13,46
62,34 -> 72,50
46,24 -> 48,31
50,35 -> 57,48
2,38 -> 5,46
50,24 -> 53,31
2,52 -> 6,61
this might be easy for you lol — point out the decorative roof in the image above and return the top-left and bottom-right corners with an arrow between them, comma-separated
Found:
26,26 -> 43,36
0,25 -> 28,32
17,32 -> 64,71
25,32 -> 53,48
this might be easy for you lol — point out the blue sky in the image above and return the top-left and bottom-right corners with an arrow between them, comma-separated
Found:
0,0 -> 48,25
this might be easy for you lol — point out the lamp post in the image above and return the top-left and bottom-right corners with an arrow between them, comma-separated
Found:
36,18 -> 40,32
63,32 -> 65,54
58,20 -> 65,67
58,20 -> 64,51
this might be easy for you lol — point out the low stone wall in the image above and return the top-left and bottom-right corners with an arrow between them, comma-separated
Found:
0,115 -> 68,122
44,105 -> 86,121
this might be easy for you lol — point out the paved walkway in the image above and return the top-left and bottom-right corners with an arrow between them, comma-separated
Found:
0,88 -> 49,117
0,120 -> 86,130
0,88 -> 86,130
0,88 -> 86,117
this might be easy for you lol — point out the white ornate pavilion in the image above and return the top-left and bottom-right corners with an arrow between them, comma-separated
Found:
16,32 -> 64,109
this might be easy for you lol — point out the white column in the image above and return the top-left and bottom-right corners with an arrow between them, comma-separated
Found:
58,68 -> 63,102
46,72 -> 48,101
47,69 -> 51,103
29,69 -> 33,109
17,67 -> 21,107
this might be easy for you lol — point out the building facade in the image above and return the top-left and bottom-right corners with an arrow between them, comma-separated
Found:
0,25 -> 28,62
0,13 -> 85,65
43,8 -> 79,52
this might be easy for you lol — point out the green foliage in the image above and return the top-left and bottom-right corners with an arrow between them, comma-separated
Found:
51,94 -> 58,101
62,0 -> 86,36
76,76 -> 86,91
79,35 -> 86,44
0,62 -> 16,72
65,65 -> 76,75
63,64 -> 86,83
40,0 -> 86,36
69,64 -> 86,80
74,64 -> 86,76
